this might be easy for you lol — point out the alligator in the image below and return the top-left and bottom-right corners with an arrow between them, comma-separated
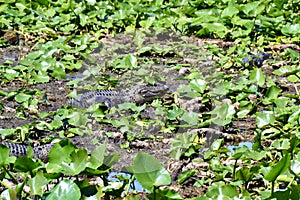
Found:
1,84 -> 169,160
1,142 -> 54,160
68,84 -> 169,108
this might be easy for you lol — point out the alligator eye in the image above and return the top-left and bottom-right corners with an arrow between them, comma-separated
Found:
139,89 -> 149,96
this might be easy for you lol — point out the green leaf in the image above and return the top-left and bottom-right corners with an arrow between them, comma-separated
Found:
0,189 -> 17,200
14,157 -> 41,172
273,65 -> 299,76
4,69 -> 19,80
28,171 -> 48,196
256,111 -> 275,128
48,143 -> 75,165
190,79 -> 206,93
178,169 -> 197,184
291,159 -> 300,175
46,180 -> 81,200
181,111 -> 198,125
67,111 -> 88,126
124,54 -> 137,69
0,145 -> 12,167
281,23 -> 300,35
87,143 -> 106,169
221,5 -> 239,18
133,152 -> 171,191
31,72 -> 50,83
265,85 -> 282,101
51,64 -> 66,79
211,103 -> 235,126
286,48 -> 300,60
236,167 -> 252,182
60,148 -> 88,175
241,1 -> 264,16
245,150 -> 267,161
148,189 -> 183,199
45,8 -> 56,17
249,68 -> 265,86
202,22 -> 228,38
264,154 -> 290,182
103,153 -> 120,168
206,185 -> 239,198
14,93 -> 31,103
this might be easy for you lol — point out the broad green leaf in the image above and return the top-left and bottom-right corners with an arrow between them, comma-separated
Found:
288,108 -> 300,123
103,152 -> 120,168
133,152 -> 171,191
45,8 -> 56,17
67,111 -> 88,126
256,111 -> 275,128
265,85 -> 282,101
250,68 -> 265,86
281,23 -> 300,35
291,160 -> 300,175
0,129 -> 15,137
167,106 -> 183,120
60,148 -> 88,175
26,51 -> 43,60
0,189 -> 17,200
190,79 -> 206,93
51,64 -> 66,79
273,65 -> 299,76
14,93 -> 31,103
124,54 -> 137,69
221,5 -> 239,18
245,150 -> 267,161
87,143 -> 106,169
236,167 -> 252,182
14,157 -> 41,172
181,111 -> 198,125
210,103 -> 235,126
0,145 -> 12,167
287,74 -> 300,82
28,171 -> 48,196
272,139 -> 290,150
206,185 -> 239,198
46,180 -> 80,200
210,138 -> 223,151
264,154 -> 290,182
241,1 -> 264,17
286,48 -> 300,60
203,22 -> 228,38
4,69 -> 19,80
48,143 -> 75,165
31,72 -> 50,83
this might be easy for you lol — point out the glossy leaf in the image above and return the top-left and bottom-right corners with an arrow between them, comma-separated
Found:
133,152 -> 171,191
14,157 -> 41,172
264,154 -> 290,182
250,68 -> 265,86
86,143 -> 106,169
28,171 -> 48,196
46,180 -> 81,200
60,148 -> 88,175
256,111 -> 275,128
190,79 -> 206,93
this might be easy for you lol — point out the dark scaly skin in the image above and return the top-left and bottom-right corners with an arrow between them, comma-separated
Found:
1,142 -> 54,160
2,84 -> 169,160
69,84 -> 169,108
